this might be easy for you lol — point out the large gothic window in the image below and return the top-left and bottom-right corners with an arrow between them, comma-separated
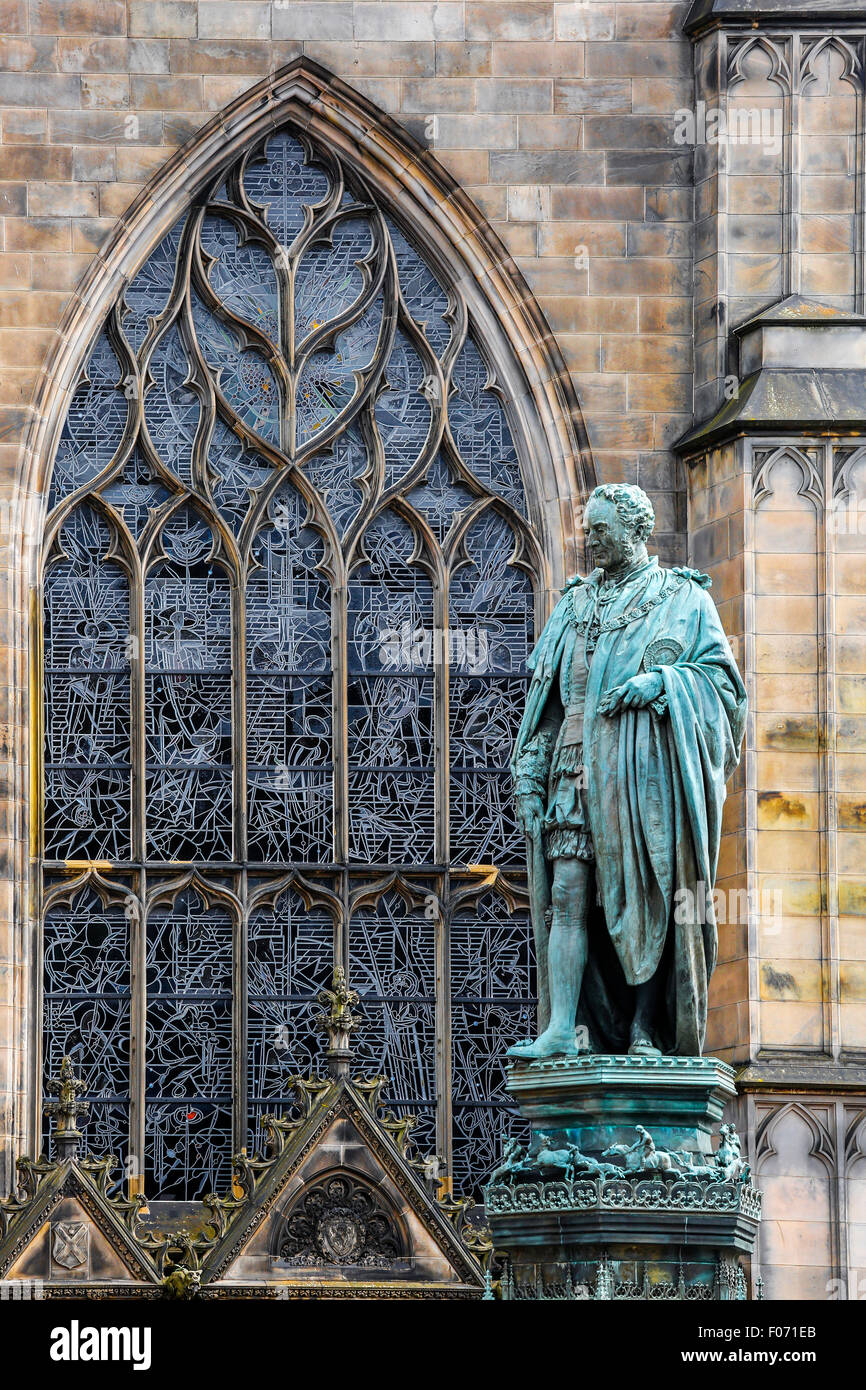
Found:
40,126 -> 542,1200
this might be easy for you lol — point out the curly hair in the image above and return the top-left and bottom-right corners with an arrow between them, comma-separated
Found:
587,483 -> 655,541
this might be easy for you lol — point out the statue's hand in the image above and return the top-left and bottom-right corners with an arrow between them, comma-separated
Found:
516,791 -> 544,838
599,671 -> 663,714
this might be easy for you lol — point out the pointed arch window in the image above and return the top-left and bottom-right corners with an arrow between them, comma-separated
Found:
40,125 -> 543,1199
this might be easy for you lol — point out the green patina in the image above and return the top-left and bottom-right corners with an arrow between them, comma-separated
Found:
509,484 -> 747,1060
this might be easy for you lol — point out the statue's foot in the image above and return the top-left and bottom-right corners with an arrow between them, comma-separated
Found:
627,1031 -> 662,1059
507,1029 -> 584,1060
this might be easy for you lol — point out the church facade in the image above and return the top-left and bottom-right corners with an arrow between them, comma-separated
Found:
0,0 -> 864,1300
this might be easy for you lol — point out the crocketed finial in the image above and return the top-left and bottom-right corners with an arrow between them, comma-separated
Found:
43,1055 -> 89,1160
315,965 -> 359,1077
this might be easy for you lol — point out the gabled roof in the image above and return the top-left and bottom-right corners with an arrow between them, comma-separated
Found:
195,1074 -> 486,1296
0,1153 -> 160,1291
1,1044 -> 488,1299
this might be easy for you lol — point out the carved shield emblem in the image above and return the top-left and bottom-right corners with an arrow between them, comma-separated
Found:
51,1220 -> 89,1270
317,1212 -> 362,1263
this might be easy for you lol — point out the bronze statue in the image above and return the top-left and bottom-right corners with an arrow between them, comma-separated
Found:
509,484 -> 746,1059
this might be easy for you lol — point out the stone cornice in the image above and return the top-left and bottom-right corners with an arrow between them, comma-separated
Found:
684,0 -> 866,37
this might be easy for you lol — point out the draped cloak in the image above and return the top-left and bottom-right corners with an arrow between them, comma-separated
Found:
511,559 -> 747,1055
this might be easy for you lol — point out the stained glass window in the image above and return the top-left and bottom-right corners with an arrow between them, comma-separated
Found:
40,124 -> 540,1200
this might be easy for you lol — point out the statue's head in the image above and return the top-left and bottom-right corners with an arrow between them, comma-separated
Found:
583,484 -> 655,573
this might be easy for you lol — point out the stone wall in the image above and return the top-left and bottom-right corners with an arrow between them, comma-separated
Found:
0,0 -> 694,559
3,0 -> 866,1301
0,0 -> 697,1196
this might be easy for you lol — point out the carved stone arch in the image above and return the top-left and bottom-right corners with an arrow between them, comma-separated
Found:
247,870 -> 343,925
272,1165 -> 411,1267
9,57 -> 595,1187
832,443 -> 866,505
727,35 -> 792,94
18,58 -> 593,588
752,443 -> 824,511
754,1100 -> 836,1177
799,34 -> 863,94
143,869 -> 243,925
448,868 -> 530,918
844,1107 -> 866,1171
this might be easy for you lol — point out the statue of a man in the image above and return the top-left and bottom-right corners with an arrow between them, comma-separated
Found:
508,484 -> 746,1060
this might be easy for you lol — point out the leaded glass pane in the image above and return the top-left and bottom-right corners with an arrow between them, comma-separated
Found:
43,887 -> 132,1173
450,893 -> 535,1197
44,507 -> 131,861
242,130 -> 330,249
101,448 -> 172,538
247,888 -> 332,1143
201,214 -> 279,344
407,453 -> 475,542
145,890 -> 233,1198
304,423 -> 366,537
247,482 -> 332,863
121,215 -> 184,353
49,331 -> 128,508
190,287 -> 281,444
296,300 -> 384,448
376,329 -> 433,492
450,337 -> 526,514
449,511 -> 532,866
294,216 -> 372,343
206,416 -> 271,534
145,507 -> 233,861
43,888 -> 132,1171
42,116 -> 542,1200
144,324 -> 200,486
146,1102 -> 233,1203
387,218 -> 451,357
348,510 -> 434,863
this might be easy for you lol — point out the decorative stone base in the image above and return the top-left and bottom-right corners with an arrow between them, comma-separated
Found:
484,1055 -> 762,1301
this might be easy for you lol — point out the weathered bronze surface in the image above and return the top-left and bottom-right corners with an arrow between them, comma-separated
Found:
510,484 -> 747,1059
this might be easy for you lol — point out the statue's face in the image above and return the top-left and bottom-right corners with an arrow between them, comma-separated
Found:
583,497 -> 639,572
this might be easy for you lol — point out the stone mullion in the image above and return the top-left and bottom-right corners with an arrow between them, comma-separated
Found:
333,579 -> 348,875
786,34 -> 801,300
434,565 -> 449,872
822,442 -> 841,1062
436,874 -> 451,1188
234,878 -> 248,1159
742,438 -> 761,1065
128,869 -> 146,1199
434,564 -> 450,1178
854,39 -> 866,313
716,29 -> 731,395
129,557 -> 146,1197
333,572 -> 349,1003
28,582 -> 45,1159
232,552 -> 248,1157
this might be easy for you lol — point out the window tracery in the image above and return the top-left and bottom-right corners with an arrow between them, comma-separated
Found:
40,124 -> 541,1199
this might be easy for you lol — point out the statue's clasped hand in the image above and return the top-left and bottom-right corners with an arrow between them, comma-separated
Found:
598,670 -> 663,715
516,791 -> 544,837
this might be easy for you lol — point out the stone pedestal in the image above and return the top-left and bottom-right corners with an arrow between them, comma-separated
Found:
484,1055 -> 762,1301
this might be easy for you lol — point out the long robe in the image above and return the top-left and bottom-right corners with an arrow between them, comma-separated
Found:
512,559 -> 747,1055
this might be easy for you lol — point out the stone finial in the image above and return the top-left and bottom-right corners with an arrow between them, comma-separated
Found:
43,1055 -> 89,1160
315,965 -> 359,1077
